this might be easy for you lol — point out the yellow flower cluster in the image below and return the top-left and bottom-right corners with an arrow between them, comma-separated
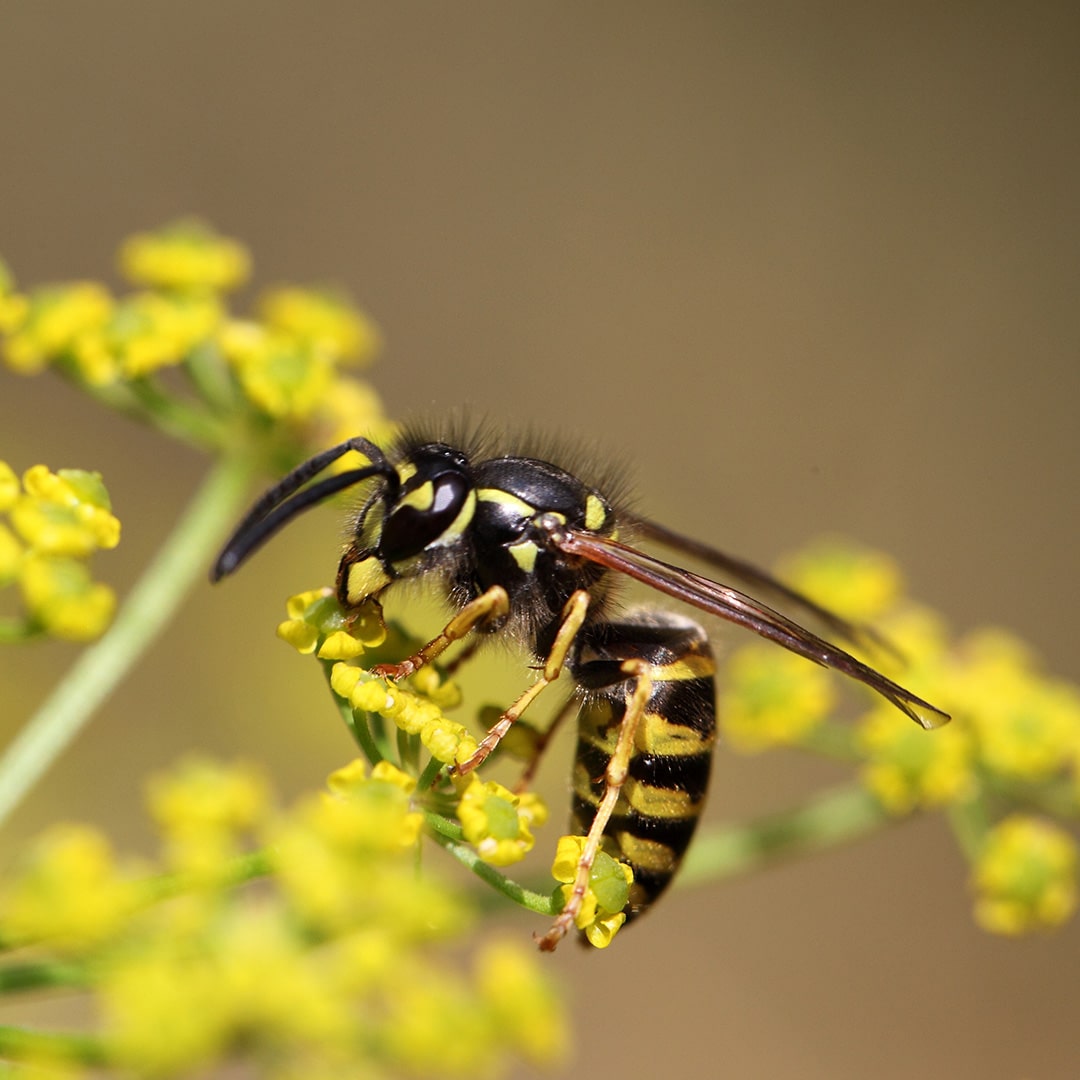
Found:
458,776 -> 548,867
0,758 -> 568,1077
777,536 -> 904,622
0,462 -> 120,640
720,642 -> 836,751
972,815 -> 1077,934
550,836 -> 633,948
0,221 -> 393,450
762,538 -> 1080,936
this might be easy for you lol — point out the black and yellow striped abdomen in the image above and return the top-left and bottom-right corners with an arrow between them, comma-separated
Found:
570,611 -> 717,919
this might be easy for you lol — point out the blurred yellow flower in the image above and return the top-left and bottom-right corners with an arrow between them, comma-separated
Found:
973,815 -> 1078,935
119,219 -> 250,293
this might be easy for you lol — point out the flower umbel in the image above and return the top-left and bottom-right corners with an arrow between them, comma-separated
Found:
0,462 -> 120,641
973,815 -> 1078,935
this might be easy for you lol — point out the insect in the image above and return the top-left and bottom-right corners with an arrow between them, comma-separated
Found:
212,428 -> 950,950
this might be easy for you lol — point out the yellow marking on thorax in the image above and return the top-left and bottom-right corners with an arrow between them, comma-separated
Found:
476,487 -> 535,516
508,538 -> 539,573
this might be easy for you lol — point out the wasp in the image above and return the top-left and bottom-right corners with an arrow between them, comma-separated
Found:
212,428 -> 949,950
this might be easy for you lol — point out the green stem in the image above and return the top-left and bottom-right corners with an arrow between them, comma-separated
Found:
0,1024 -> 106,1066
0,453 -> 255,831
424,811 -> 557,916
947,793 -> 991,862
678,783 -> 893,886
0,959 -> 91,994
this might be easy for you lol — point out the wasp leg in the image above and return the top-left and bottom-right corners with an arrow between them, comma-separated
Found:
453,589 -> 591,776
537,656 -> 652,952
370,585 -> 510,681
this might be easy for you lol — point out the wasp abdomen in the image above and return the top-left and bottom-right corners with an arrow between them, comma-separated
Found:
570,612 -> 717,920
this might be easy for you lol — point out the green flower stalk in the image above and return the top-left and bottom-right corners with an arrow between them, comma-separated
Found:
0,222 -> 1078,1074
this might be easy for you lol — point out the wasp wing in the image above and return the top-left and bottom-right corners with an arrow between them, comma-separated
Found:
557,528 -> 950,730
624,514 -> 899,661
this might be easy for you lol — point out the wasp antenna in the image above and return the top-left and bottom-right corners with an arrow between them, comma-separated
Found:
211,437 -> 395,582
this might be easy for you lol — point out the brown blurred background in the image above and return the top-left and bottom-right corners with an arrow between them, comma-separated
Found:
1,4 -> 1078,1077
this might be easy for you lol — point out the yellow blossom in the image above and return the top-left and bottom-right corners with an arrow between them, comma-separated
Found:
13,466 -> 120,556
0,825 -> 136,950
18,553 -> 116,640
258,286 -> 381,365
106,290 -> 222,378
859,706 -> 974,814
269,778 -> 457,938
458,777 -> 547,867
118,220 -> 250,293
973,815 -> 1078,934
721,642 -> 836,751
956,629 -> 1080,783
551,836 -> 631,948
476,939 -> 569,1066
2,282 -> 113,376
277,589 -> 385,655
148,758 -> 269,836
314,375 -> 398,458
218,319 -> 334,421
101,934 -> 232,1074
146,759 -> 268,883
776,536 -> 904,623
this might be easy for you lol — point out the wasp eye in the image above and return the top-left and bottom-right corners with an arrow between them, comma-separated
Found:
379,471 -> 472,562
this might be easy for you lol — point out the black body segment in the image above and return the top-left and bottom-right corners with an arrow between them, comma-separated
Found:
570,612 -> 717,918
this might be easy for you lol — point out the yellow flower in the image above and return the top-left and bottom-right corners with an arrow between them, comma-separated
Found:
859,706 -> 974,814
0,825 -> 136,950
107,291 -> 222,378
118,219 -> 250,293
276,590 -> 386,656
146,759 -> 270,880
218,319 -> 335,421
458,777 -> 548,867
776,536 -> 904,623
721,642 -> 836,751
13,466 -> 120,556
973,815 -> 1078,934
2,282 -> 113,376
102,933 -> 232,1075
550,836 -> 631,948
340,669 -> 479,767
270,771 -> 462,939
258,286 -> 381,366
18,553 -> 116,640
956,629 -> 1080,783
476,939 -> 569,1066
313,375 -> 398,458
